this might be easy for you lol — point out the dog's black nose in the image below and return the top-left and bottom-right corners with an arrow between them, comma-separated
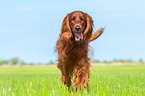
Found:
75,26 -> 81,31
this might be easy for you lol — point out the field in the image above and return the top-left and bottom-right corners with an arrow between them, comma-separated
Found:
0,66 -> 145,96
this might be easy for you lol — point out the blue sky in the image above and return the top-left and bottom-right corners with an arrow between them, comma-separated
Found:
0,0 -> 145,63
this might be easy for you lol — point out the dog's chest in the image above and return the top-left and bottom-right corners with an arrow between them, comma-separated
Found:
65,43 -> 88,59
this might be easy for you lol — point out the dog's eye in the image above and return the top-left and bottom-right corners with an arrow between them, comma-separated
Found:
80,16 -> 85,21
71,18 -> 75,21
71,17 -> 76,21
81,18 -> 84,21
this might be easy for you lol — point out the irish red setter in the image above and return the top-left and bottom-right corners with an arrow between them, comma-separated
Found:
56,11 -> 104,90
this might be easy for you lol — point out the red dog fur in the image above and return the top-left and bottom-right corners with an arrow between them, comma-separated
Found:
56,11 -> 104,90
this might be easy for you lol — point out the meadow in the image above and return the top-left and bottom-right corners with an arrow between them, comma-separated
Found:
0,66 -> 145,96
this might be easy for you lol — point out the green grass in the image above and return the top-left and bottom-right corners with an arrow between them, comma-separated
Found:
0,66 -> 145,96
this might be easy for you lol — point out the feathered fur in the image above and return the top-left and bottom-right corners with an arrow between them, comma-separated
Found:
55,11 -> 104,90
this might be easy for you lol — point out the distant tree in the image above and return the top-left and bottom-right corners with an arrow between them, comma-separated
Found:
112,59 -> 118,62
139,58 -> 143,63
93,60 -> 100,63
49,61 -> 55,64
0,61 -> 3,65
2,60 -> 9,64
119,59 -> 125,63
103,60 -> 108,63
20,61 -> 26,65
126,59 -> 133,62
29,63 -> 34,65
0,59 -> 9,65
11,57 -> 19,65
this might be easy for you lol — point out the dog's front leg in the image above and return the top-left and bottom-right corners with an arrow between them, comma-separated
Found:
64,65 -> 73,88
74,65 -> 89,90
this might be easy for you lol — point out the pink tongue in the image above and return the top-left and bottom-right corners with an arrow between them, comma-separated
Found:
75,33 -> 83,41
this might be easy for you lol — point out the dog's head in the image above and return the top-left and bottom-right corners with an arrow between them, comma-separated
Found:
61,11 -> 93,42
69,11 -> 87,41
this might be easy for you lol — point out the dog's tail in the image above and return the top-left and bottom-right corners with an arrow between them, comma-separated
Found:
89,27 -> 105,42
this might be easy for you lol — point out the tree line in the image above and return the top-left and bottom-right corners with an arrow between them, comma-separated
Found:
93,59 -> 144,63
0,58 -> 144,65
0,57 -> 55,65
0,58 -> 19,65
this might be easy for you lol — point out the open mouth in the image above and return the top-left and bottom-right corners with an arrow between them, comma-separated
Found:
73,32 -> 83,41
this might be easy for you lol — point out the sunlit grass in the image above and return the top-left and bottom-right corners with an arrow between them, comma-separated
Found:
0,66 -> 145,96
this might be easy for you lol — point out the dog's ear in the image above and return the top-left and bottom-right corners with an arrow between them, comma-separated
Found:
84,14 -> 93,34
83,14 -> 93,40
61,13 -> 71,34
66,14 -> 71,31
